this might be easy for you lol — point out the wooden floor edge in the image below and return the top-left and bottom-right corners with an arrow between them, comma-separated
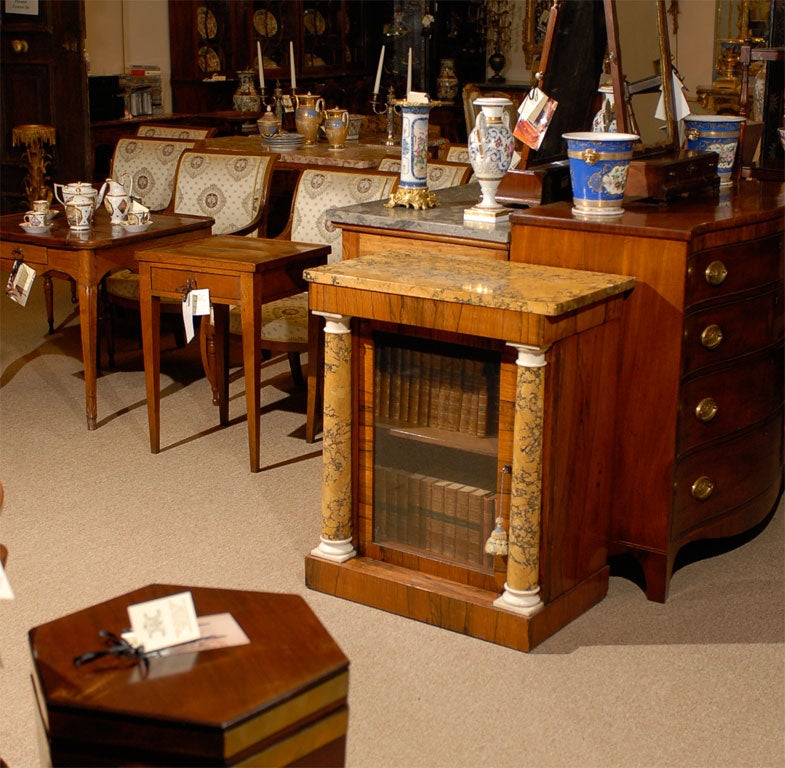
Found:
305,555 -> 609,652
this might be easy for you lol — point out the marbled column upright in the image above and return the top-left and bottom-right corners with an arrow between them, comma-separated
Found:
493,343 -> 550,617
311,312 -> 357,563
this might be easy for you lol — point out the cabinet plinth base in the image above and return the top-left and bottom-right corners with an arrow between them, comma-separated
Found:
305,554 -> 609,652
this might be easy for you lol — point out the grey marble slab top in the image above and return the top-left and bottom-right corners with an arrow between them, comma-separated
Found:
327,182 -> 513,245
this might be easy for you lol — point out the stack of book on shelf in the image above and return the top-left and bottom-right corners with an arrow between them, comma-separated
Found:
374,466 -> 497,569
374,347 -> 497,437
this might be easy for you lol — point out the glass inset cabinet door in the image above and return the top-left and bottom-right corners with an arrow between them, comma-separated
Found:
372,333 -> 501,574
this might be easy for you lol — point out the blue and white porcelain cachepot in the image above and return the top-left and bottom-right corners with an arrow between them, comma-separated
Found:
563,131 -> 639,217
466,97 -> 515,216
683,114 -> 745,186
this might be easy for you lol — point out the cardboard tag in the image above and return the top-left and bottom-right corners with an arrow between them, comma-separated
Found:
0,560 -> 14,600
126,591 -> 200,653
657,72 -> 690,122
514,87 -> 558,150
181,288 -> 210,343
5,261 -> 36,307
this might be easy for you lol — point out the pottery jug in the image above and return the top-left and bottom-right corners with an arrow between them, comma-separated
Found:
99,173 -> 133,224
54,181 -> 105,208
294,92 -> 324,145
323,107 -> 349,150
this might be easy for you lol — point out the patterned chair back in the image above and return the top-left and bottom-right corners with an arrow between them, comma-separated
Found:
136,124 -> 216,140
377,157 -> 473,190
445,145 -> 470,163
110,137 -> 196,211
289,168 -> 398,262
172,149 -> 277,236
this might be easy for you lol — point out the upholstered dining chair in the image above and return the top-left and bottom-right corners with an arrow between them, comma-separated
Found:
103,148 -> 277,366
135,124 -> 216,140
109,137 -> 197,212
203,166 -> 400,442
376,157 -> 473,189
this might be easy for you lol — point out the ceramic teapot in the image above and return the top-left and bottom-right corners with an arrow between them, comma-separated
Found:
294,92 -> 324,145
65,193 -> 100,230
54,181 -> 105,209
99,173 -> 134,224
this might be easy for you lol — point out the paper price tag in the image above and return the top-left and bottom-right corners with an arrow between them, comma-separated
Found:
126,591 -> 200,653
181,288 -> 210,343
5,262 -> 36,307
514,87 -> 558,151
0,560 -> 14,600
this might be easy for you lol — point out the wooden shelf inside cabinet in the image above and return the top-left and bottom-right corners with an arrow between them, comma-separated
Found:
303,250 -> 634,652
379,422 -> 500,457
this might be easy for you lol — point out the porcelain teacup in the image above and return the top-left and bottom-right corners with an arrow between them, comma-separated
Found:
32,200 -> 51,216
23,210 -> 47,227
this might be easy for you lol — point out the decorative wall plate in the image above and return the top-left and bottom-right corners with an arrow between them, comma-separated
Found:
198,46 -> 221,73
253,9 -> 278,37
197,6 -> 218,39
304,9 -> 326,35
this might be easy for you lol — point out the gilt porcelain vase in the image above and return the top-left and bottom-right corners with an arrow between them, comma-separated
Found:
464,97 -> 515,223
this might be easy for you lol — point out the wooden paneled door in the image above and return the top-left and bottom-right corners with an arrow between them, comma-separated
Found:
1,0 -> 90,214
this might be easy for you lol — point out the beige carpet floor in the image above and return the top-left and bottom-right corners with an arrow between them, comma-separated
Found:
1,274 -> 783,768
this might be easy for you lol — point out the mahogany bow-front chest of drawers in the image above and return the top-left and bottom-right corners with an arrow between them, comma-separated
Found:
510,181 -> 784,601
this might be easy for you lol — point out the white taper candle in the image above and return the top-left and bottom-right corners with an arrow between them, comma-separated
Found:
373,45 -> 385,95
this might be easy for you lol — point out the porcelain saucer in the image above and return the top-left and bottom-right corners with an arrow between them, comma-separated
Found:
117,221 -> 153,234
19,222 -> 53,235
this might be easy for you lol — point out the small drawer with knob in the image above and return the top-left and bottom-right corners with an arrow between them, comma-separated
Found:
672,408 -> 784,539
677,346 -> 784,455
682,286 -> 784,374
685,232 -> 783,309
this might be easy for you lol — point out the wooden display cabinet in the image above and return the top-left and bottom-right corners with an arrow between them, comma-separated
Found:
168,0 -> 377,115
303,251 -> 634,652
509,181 -> 785,602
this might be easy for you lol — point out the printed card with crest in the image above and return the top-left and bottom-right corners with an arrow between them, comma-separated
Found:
126,591 -> 200,653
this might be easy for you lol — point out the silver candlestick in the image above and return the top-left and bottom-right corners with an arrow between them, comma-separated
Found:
371,85 -> 398,146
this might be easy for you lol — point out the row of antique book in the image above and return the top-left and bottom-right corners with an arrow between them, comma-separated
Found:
374,346 -> 498,437
374,464 -> 497,569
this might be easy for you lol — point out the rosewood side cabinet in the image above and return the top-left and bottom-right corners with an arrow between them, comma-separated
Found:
509,181 -> 785,601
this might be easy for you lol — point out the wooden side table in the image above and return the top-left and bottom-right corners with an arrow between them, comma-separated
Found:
29,584 -> 349,767
136,235 -> 330,472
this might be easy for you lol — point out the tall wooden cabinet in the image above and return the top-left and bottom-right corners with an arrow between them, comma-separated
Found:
168,0 -> 379,114
509,182 -> 785,601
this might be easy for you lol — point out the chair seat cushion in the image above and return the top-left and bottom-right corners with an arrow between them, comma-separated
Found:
229,292 -> 309,345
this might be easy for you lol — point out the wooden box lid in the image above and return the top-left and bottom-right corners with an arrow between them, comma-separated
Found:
29,584 -> 349,766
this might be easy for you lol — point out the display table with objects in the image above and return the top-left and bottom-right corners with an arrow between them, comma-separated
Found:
303,250 -> 634,652
509,180 -> 785,602
0,209 -> 213,429
329,182 -> 510,261
29,584 -> 349,767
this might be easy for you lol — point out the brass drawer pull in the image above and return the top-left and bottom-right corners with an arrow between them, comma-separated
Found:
704,260 -> 728,286
700,324 -> 723,349
691,476 -> 715,501
695,397 -> 718,422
